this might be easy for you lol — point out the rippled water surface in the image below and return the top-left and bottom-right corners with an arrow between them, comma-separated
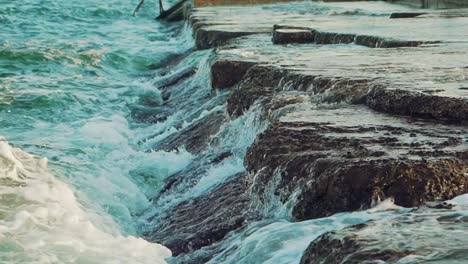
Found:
0,0 -> 190,262
2,0 -> 468,263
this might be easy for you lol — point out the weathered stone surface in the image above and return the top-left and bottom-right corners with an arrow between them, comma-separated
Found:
355,35 -> 425,48
300,204 -> 468,263
271,24 -> 432,48
195,28 -> 263,50
294,158 -> 467,220
154,111 -> 226,153
367,88 -> 468,122
314,32 -> 355,45
226,65 -> 371,117
130,105 -> 173,123
272,29 -> 315,45
222,62 -> 468,123
390,12 -> 428,18
211,60 -> 257,89
246,105 -> 468,220
145,175 -> 252,256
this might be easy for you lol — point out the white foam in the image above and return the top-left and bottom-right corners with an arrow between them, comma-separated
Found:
0,139 -> 171,263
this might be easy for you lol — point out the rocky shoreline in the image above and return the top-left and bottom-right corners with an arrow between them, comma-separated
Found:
141,1 -> 468,263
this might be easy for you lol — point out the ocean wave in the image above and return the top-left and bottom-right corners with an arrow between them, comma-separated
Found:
0,138 -> 171,263
0,46 -> 104,67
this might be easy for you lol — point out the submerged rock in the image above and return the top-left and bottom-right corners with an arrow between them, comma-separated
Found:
145,175 -> 252,256
300,205 -> 468,263
154,111 -> 226,153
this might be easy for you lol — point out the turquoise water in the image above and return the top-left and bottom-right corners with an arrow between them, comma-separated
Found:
2,0 -> 468,263
0,0 -> 191,262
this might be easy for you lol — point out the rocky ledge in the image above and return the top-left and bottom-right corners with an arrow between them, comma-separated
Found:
144,1 -> 468,263
272,25 -> 435,48
300,202 -> 468,263
246,105 -> 468,220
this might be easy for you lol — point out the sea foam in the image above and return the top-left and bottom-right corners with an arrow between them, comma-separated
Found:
0,138 -> 171,263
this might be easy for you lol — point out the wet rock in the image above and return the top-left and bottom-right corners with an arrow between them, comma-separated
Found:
300,226 -> 413,264
154,111 -> 226,153
301,205 -> 468,263
130,105 -> 173,123
157,68 -> 196,90
245,105 -> 468,220
226,66 -> 284,117
226,64 -> 370,117
271,25 -> 431,48
425,201 -> 456,209
390,12 -> 428,19
211,60 -> 257,89
293,158 -> 467,220
272,28 -> 315,45
145,175 -> 252,256
367,88 -> 468,122
314,32 -> 355,45
195,28 -> 264,50
155,150 -> 234,201
355,35 -> 424,48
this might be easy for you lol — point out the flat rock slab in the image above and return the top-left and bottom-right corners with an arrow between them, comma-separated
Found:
272,26 -> 432,48
272,28 -> 316,45
246,104 -> 468,220
301,203 -> 468,263
211,60 -> 258,89
217,35 -> 468,107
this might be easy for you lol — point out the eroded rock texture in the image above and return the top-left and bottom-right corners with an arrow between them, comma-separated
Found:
367,88 -> 468,122
145,175 -> 252,256
300,205 -> 468,263
195,29 -> 264,50
154,111 -> 226,153
271,25 -> 433,48
246,106 -> 468,220
211,60 -> 257,89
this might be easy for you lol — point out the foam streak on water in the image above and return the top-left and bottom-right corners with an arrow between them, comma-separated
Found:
0,0 -> 191,262
0,138 -> 171,263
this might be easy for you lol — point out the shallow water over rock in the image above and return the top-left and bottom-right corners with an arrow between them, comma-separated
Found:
2,0 -> 468,263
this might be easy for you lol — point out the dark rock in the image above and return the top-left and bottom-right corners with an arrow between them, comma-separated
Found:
154,111 -> 226,153
300,228 -> 413,264
367,88 -> 468,122
156,150 -> 234,201
390,12 -> 428,19
272,28 -> 315,45
226,64 -> 370,117
425,201 -> 456,209
273,24 -> 313,31
157,68 -> 197,90
145,175 -> 252,256
293,158 -> 467,220
245,105 -> 468,220
314,32 -> 356,45
195,29 -> 264,50
301,205 -> 468,263
270,24 -> 432,48
130,105 -> 172,123
355,35 -> 423,48
211,60 -> 257,89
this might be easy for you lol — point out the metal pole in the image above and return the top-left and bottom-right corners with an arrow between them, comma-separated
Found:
159,0 -> 165,14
